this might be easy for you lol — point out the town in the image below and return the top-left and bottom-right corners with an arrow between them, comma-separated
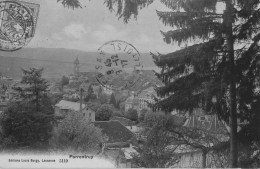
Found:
0,0 -> 260,168
0,57 -> 231,168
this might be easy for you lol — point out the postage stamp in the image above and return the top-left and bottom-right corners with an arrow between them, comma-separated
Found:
95,40 -> 143,91
0,0 -> 40,51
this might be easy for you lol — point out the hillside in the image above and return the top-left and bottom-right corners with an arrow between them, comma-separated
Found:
0,48 -> 157,79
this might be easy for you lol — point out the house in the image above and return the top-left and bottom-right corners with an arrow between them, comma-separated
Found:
137,86 -> 156,111
117,145 -> 138,168
126,125 -> 148,142
125,87 -> 156,113
176,111 -> 229,168
93,121 -> 135,145
93,121 -> 137,167
55,100 -> 95,122
99,145 -> 138,168
125,91 -> 139,112
125,70 -> 163,92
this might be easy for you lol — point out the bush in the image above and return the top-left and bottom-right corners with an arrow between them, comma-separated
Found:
125,108 -> 138,121
96,104 -> 114,121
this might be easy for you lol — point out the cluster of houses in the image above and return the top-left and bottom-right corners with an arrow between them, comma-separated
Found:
0,58 -> 231,168
51,58 -> 231,168
55,58 -> 161,113
54,96 -> 229,168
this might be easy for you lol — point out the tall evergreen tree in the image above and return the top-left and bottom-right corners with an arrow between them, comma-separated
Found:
84,84 -> 96,102
1,68 -> 54,149
150,2 -> 260,167
14,68 -> 50,111
109,93 -> 117,109
59,0 -> 260,167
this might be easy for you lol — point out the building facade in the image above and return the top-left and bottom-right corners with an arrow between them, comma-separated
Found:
125,87 -> 156,112
55,100 -> 95,122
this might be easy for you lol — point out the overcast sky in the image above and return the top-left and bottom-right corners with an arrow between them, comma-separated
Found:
25,0 -> 181,53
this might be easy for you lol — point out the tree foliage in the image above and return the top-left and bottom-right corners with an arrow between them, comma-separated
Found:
95,104 -> 114,121
109,93 -> 117,108
84,84 -> 97,102
60,75 -> 69,91
132,120 -> 180,168
14,68 -> 50,111
125,108 -> 138,121
98,93 -> 108,104
53,111 -> 104,153
1,68 -> 54,149
150,2 -> 260,167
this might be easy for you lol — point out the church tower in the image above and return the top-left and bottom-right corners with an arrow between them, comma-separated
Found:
74,57 -> 80,75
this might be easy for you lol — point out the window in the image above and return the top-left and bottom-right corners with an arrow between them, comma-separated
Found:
89,113 -> 91,117
83,113 -> 85,116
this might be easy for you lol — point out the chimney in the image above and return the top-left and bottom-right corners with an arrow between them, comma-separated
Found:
80,88 -> 83,113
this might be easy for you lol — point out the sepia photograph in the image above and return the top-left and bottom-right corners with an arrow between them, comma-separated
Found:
0,0 -> 260,168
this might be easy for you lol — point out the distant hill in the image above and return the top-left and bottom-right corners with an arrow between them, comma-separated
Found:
0,48 -> 157,79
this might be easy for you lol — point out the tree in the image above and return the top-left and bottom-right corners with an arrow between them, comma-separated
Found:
53,111 -> 105,153
132,121 -> 180,168
84,84 -> 97,102
125,108 -> 138,122
60,75 -> 69,92
14,68 -> 50,111
166,125 -> 228,168
109,93 -> 117,108
136,112 -> 229,168
98,93 -> 108,104
111,110 -> 124,118
95,104 -> 114,121
150,2 -> 260,167
139,108 -> 149,122
1,68 -> 54,149
59,0 -> 260,167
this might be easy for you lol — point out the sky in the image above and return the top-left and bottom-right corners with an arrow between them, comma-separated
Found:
25,0 -> 180,53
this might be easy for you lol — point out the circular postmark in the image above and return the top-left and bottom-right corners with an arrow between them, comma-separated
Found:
96,40 -> 143,91
0,1 -> 35,51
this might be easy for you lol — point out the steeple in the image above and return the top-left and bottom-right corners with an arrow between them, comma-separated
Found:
74,57 -> 80,75
74,57 -> 80,65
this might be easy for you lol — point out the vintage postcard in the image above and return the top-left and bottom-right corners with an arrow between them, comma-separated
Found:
0,0 -> 259,168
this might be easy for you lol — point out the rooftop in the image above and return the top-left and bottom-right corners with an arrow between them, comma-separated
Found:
170,115 -> 187,126
184,114 -> 228,134
93,121 -> 134,143
110,116 -> 134,126
55,100 -> 86,112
